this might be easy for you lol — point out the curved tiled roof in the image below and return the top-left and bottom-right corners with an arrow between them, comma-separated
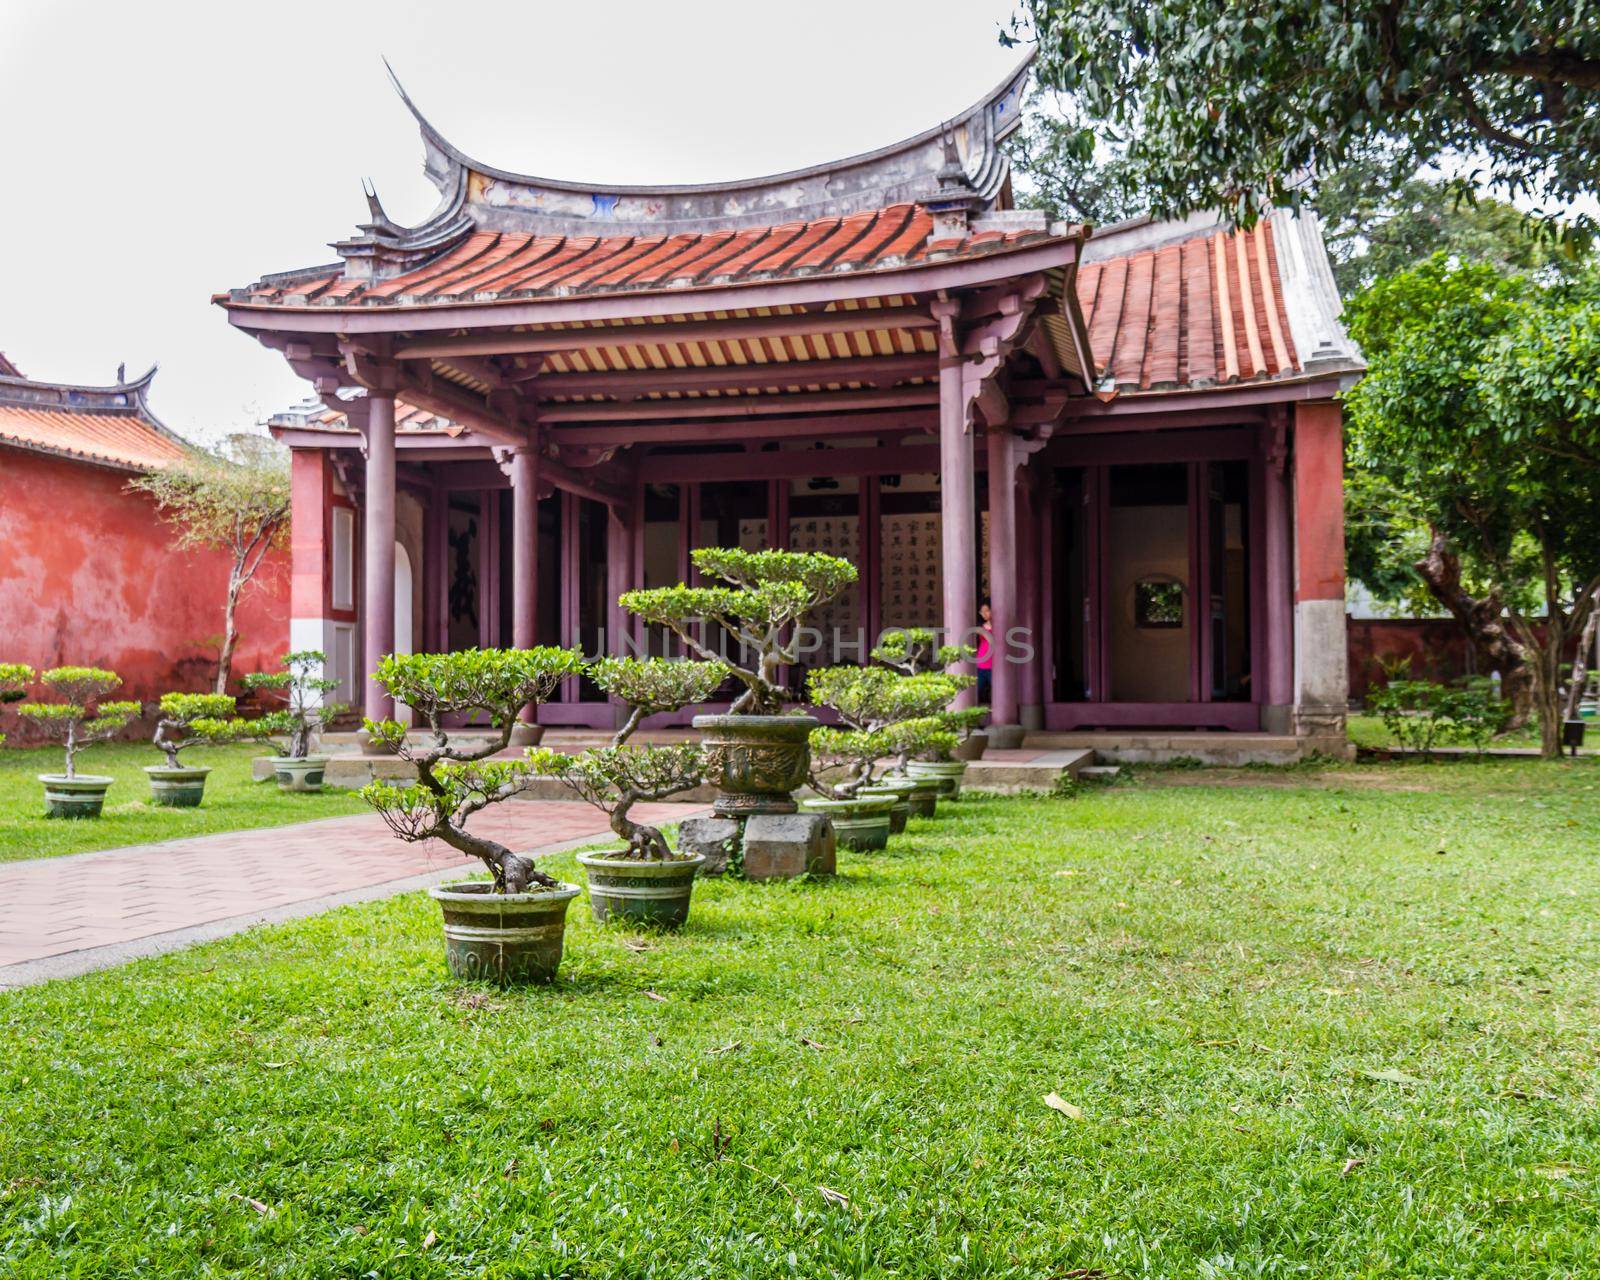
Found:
226,205 -> 1073,310
0,365 -> 190,471
1076,219 -> 1299,392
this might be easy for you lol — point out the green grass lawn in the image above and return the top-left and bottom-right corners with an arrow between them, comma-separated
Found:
3,761 -> 1599,1277
0,742 -> 365,863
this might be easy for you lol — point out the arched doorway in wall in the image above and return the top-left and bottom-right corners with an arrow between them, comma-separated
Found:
394,541 -> 414,727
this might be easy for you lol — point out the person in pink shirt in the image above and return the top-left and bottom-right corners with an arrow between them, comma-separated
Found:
975,599 -> 994,704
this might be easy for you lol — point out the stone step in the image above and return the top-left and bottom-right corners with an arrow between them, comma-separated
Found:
1020,730 -> 1341,765
1076,765 -> 1122,783
962,747 -> 1094,793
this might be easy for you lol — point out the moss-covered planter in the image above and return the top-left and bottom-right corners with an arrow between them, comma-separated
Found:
38,774 -> 114,819
908,758 -> 967,798
428,881 -> 581,984
799,796 -> 892,851
901,777 -> 940,818
273,755 -> 329,793
578,851 -> 703,928
144,765 -> 211,808
857,781 -> 913,834
693,713 -> 816,816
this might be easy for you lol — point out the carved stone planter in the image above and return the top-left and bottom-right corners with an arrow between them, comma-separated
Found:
799,796 -> 892,851
577,851 -> 703,928
428,881 -> 581,984
692,713 -> 816,817
273,755 -> 329,793
857,780 -> 913,834
38,774 -> 114,819
908,758 -> 967,798
144,764 -> 211,808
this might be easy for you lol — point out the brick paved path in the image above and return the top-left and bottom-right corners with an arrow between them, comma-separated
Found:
0,801 -> 697,980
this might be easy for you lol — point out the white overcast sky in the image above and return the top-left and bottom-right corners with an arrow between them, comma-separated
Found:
0,0 -> 1026,443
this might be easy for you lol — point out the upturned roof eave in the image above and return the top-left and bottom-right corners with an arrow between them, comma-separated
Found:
216,231 -> 1087,334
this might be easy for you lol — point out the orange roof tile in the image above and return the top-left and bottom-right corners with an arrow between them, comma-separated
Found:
0,405 -> 190,470
1077,220 -> 1300,392
227,205 -> 1072,310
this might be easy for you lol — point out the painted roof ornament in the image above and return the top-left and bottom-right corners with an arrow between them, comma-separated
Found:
922,130 -> 985,243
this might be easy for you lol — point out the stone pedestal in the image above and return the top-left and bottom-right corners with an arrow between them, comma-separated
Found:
741,813 -> 836,880
678,816 -> 742,876
509,722 -> 546,748
986,724 -> 1025,750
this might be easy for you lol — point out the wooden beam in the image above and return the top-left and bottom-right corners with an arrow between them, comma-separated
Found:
395,366 -> 529,448
533,353 -> 936,399
546,408 -> 936,448
392,305 -> 935,360
537,386 -> 937,424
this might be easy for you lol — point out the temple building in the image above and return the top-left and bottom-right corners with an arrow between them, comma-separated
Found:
221,58 -> 1362,754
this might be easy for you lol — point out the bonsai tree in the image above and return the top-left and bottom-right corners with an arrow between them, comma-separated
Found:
244,651 -> 347,758
359,647 -> 584,892
529,657 -> 729,859
872,629 -> 984,762
620,547 -> 857,714
0,662 -> 33,747
804,666 -> 966,798
129,435 -> 291,693
152,692 -> 246,767
16,668 -> 140,779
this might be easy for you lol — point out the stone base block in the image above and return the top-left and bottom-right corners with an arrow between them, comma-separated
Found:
987,724 -> 1026,750
678,816 -> 743,877
741,813 -> 836,881
509,722 -> 546,748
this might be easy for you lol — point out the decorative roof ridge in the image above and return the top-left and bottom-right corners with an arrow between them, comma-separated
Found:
0,361 -> 194,450
386,53 -> 1033,199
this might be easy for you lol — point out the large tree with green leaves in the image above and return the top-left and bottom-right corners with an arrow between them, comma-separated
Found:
1014,1 -> 1599,234
129,434 -> 290,695
1344,256 -> 1600,755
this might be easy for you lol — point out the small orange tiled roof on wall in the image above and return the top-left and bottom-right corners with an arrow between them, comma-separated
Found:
0,362 -> 192,472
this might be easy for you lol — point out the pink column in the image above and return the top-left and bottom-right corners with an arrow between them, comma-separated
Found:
362,393 -> 396,724
935,302 -> 977,705
510,448 -> 540,730
1263,440 -> 1294,712
1015,464 -> 1044,728
422,481 -> 447,653
986,426 -> 1020,733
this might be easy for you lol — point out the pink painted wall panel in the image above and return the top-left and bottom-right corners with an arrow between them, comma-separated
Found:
0,448 -> 290,709
1293,401 -> 1345,601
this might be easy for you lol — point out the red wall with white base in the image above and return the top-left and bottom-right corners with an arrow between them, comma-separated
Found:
0,447 -> 289,714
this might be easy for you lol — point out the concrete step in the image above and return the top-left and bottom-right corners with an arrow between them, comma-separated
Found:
1076,764 -> 1122,783
1020,730 -> 1343,766
963,747 -> 1094,793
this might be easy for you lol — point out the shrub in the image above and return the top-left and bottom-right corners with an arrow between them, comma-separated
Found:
359,647 -> 584,892
16,668 -> 140,778
805,666 -> 966,796
1368,677 -> 1511,751
0,663 -> 34,748
152,692 -> 248,767
528,657 -> 728,859
244,651 -> 347,758
620,547 -> 856,715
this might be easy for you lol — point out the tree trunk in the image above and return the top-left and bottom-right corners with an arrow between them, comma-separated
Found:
1532,638 -> 1565,760
1413,528 -> 1533,728
215,562 -> 243,695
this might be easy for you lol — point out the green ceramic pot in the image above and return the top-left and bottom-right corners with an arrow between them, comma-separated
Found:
799,796 -> 893,851
857,782 -> 912,834
907,758 -> 967,798
273,755 -> 328,793
902,778 -> 940,818
692,713 -> 817,817
145,765 -> 211,808
428,881 -> 581,984
38,774 -> 113,819
578,851 -> 704,928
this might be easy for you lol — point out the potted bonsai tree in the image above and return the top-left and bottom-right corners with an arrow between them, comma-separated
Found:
359,646 -> 585,983
0,663 -> 33,747
16,667 -> 141,817
619,547 -> 856,819
873,627 -> 988,765
148,692 -> 247,806
529,656 -> 730,927
244,650 -> 347,792
803,723 -> 898,848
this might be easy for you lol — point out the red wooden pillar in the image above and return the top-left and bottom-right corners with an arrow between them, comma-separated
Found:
422,480 -> 449,652
1015,462 -> 1044,728
986,426 -> 1020,733
361,393 -> 396,724
935,300 -> 978,706
861,475 -> 881,661
509,447 -> 539,728
477,489 -> 501,650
